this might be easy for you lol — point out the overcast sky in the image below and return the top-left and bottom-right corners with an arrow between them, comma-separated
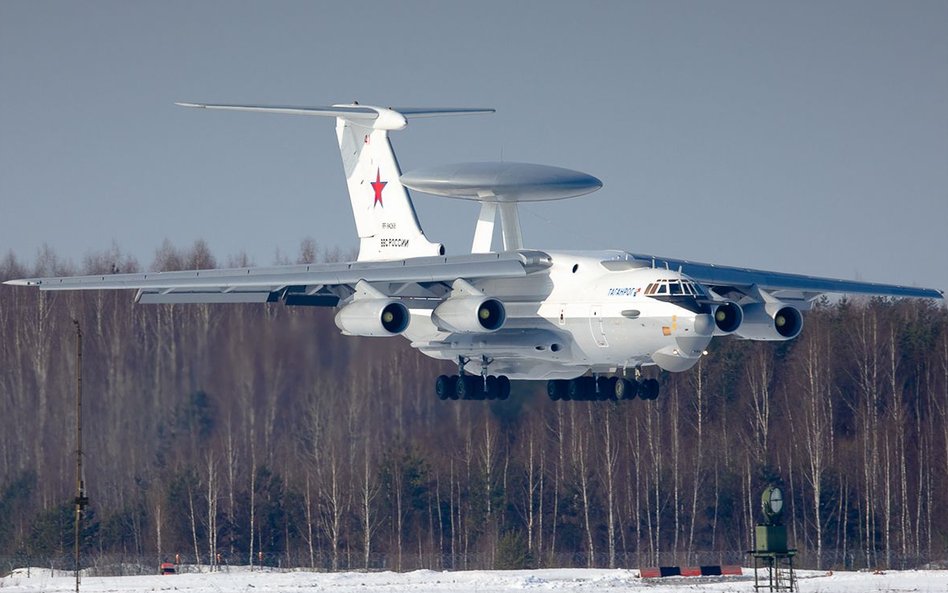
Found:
1,1 -> 946,292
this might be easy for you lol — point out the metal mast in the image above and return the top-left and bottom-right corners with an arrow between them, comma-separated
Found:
73,320 -> 88,593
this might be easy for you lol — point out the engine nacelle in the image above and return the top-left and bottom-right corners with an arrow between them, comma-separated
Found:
712,301 -> 744,335
432,296 -> 506,334
334,299 -> 410,337
734,303 -> 803,341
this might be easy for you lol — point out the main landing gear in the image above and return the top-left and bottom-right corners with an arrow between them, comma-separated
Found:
546,376 -> 660,402
435,356 -> 511,401
435,374 -> 511,400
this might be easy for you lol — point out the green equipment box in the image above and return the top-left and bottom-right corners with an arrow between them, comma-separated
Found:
755,525 -> 788,553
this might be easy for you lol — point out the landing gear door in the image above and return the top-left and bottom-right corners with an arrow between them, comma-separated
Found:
589,305 -> 608,347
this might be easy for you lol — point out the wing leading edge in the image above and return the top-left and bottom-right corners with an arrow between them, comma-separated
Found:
627,252 -> 943,301
3,250 -> 554,306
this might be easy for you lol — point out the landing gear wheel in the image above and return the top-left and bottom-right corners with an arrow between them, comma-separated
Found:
605,377 -> 619,401
435,375 -> 456,400
615,378 -> 637,400
497,376 -> 511,400
547,379 -> 567,401
456,375 -> 480,400
569,377 -> 594,401
642,378 -> 660,400
595,377 -> 611,401
485,376 -> 498,400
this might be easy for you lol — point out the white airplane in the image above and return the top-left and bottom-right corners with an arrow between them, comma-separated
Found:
7,103 -> 943,402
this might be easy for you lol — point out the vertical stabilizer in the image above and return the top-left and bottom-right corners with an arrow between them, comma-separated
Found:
176,102 -> 493,261
334,108 -> 443,261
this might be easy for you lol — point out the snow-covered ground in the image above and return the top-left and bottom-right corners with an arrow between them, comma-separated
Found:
2,566 -> 946,593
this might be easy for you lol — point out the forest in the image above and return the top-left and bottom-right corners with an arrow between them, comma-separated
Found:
1,240 -> 946,573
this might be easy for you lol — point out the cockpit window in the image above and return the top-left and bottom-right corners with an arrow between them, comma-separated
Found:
643,278 -> 710,314
645,278 -> 706,298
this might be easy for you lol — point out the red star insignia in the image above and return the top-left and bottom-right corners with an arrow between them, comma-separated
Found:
371,168 -> 387,207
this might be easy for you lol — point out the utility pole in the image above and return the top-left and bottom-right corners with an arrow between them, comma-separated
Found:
73,320 -> 89,593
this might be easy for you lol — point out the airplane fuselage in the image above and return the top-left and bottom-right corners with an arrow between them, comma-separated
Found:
407,250 -> 715,379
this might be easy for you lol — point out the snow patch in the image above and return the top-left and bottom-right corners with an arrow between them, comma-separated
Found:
1,567 -> 947,592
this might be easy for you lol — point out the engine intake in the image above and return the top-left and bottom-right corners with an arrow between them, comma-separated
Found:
734,303 -> 803,341
334,299 -> 410,337
712,301 -> 743,335
432,296 -> 506,333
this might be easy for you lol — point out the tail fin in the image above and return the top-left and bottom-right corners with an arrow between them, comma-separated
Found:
177,102 -> 493,261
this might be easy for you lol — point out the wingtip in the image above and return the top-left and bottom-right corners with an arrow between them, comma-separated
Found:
175,101 -> 205,108
3,278 -> 33,286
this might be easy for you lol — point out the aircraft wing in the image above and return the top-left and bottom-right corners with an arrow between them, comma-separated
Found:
628,252 -> 943,301
4,250 -> 553,306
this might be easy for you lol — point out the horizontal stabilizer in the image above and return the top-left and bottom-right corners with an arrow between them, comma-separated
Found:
392,107 -> 496,118
176,102 -> 380,119
176,102 -> 493,122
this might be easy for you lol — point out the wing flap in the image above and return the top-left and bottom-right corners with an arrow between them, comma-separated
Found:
136,291 -> 277,304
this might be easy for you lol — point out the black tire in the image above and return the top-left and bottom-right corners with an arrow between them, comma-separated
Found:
642,378 -> 660,400
456,375 -> 477,400
605,377 -> 619,401
547,379 -> 567,401
615,378 -> 637,400
472,376 -> 487,400
595,377 -> 611,401
449,377 -> 460,400
486,376 -> 499,400
569,377 -> 593,401
498,376 -> 511,400
435,375 -> 455,400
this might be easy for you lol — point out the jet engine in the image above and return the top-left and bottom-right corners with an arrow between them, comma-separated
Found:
734,303 -> 803,341
712,301 -> 743,335
334,299 -> 410,337
431,296 -> 506,334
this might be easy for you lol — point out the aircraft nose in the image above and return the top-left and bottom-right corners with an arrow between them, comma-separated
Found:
676,335 -> 712,357
674,314 -> 713,358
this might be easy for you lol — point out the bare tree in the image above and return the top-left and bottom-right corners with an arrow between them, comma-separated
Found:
297,238 -> 319,264
601,405 -> 618,568
797,325 -> 835,569
746,347 -> 774,461
575,406 -> 595,567
687,359 -> 707,562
